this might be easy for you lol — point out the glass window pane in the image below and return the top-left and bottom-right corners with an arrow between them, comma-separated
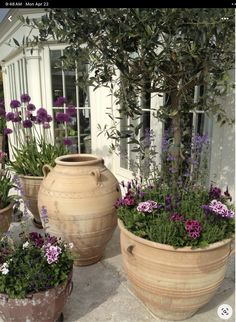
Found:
50,50 -> 63,103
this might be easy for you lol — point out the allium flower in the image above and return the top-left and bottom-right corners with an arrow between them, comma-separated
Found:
23,120 -> 33,128
21,94 -> 31,103
37,107 -> 49,123
44,245 -> 62,264
6,112 -> 14,121
54,96 -> 67,107
56,112 -> 71,123
27,103 -> 36,111
10,100 -> 21,108
4,128 -> 12,135
66,105 -> 76,116
63,138 -> 73,146
0,262 -> 9,275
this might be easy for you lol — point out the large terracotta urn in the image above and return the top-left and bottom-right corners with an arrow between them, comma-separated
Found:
38,154 -> 121,266
0,202 -> 13,234
19,175 -> 43,228
118,219 -> 234,321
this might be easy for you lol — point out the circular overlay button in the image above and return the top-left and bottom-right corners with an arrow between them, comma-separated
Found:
217,304 -> 233,320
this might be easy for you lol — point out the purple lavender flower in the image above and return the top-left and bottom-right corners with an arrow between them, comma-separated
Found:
63,138 -> 73,146
192,134 -> 209,151
23,119 -> 33,128
10,100 -> 21,108
161,131 -> 169,152
27,103 -> 36,111
4,128 -> 12,135
20,94 -> 31,103
56,112 -> 71,123
40,206 -> 49,226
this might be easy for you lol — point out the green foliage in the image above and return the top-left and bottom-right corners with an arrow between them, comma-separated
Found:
0,169 -> 18,209
0,232 -> 73,299
9,138 -> 66,176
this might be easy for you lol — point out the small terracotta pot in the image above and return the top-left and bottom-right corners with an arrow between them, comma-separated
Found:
0,271 -> 73,322
19,175 -> 43,229
118,219 -> 234,321
0,202 -> 13,234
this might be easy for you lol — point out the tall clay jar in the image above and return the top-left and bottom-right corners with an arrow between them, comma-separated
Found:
38,154 -> 121,266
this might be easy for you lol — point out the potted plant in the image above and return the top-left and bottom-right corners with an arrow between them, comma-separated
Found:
115,134 -> 235,321
0,230 -> 74,322
0,151 -> 19,234
4,93 -> 71,228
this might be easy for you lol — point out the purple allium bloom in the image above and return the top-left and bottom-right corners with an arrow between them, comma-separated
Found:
44,245 -> 62,264
54,96 -> 67,107
37,107 -> 48,122
43,122 -> 51,129
21,93 -> 31,103
56,112 -> 71,123
0,108 -> 5,117
66,105 -> 76,116
63,138 -> 73,146
46,115 -> 53,122
209,186 -> 221,200
27,103 -> 36,111
4,128 -> 12,135
170,212 -> 185,222
23,119 -> 33,128
10,100 -> 21,108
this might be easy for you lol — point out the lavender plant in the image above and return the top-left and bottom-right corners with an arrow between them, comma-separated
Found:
116,133 -> 235,248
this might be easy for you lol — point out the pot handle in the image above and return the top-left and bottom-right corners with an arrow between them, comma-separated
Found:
42,164 -> 53,177
66,280 -> 74,297
126,244 -> 135,255
90,169 -> 101,185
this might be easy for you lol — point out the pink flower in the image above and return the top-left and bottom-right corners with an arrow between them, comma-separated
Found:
44,245 -> 62,264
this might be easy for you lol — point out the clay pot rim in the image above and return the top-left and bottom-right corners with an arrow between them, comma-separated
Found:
18,174 -> 44,180
55,154 -> 104,166
118,219 -> 233,253
0,202 -> 14,214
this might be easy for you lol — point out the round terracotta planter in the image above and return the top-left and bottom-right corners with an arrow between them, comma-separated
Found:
0,202 -> 13,234
0,271 -> 73,322
19,175 -> 43,229
38,154 -> 121,266
118,219 -> 234,321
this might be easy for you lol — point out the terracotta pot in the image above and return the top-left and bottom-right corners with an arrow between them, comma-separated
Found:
118,219 -> 234,321
0,202 -> 13,234
0,271 -> 73,322
19,175 -> 43,229
38,154 -> 121,266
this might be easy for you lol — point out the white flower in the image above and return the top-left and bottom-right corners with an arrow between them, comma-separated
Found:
68,242 -> 74,249
22,241 -> 29,249
0,263 -> 9,275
